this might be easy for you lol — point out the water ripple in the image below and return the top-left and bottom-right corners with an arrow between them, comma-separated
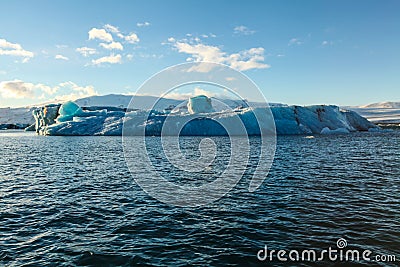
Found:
0,132 -> 399,266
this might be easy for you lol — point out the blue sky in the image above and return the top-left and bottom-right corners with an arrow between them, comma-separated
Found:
0,0 -> 399,107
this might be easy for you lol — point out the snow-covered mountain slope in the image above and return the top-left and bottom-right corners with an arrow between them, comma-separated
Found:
345,101 -> 400,123
360,101 -> 400,109
0,107 -> 35,126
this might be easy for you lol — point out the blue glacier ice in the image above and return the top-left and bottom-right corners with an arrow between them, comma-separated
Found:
32,98 -> 378,136
56,101 -> 84,122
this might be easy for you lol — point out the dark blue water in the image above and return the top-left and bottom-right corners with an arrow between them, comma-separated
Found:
0,131 -> 399,266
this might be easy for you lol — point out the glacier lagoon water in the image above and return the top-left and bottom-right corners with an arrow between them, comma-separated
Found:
0,131 -> 399,266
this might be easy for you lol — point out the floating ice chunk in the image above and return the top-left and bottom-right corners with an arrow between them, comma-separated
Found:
320,127 -> 350,134
187,95 -> 214,114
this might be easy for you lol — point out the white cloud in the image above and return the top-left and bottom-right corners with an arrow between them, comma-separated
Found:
56,81 -> 97,101
99,41 -> 123,50
76,47 -> 97,57
174,42 -> 224,62
0,80 -> 35,98
104,24 -> 119,33
88,28 -> 113,42
103,24 -> 127,40
288,38 -> 303,46
0,38 -> 34,62
91,54 -> 122,65
137,22 -> 150,27
55,54 -> 69,60
35,83 -> 58,95
0,79 -> 98,102
227,47 -> 268,71
124,32 -> 140,44
0,80 -> 57,99
234,25 -> 255,35
167,37 -> 176,42
79,24 -> 140,66
173,41 -> 269,72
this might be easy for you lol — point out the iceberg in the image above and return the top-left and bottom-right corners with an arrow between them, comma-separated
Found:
32,104 -> 61,135
32,97 -> 378,136
320,127 -> 350,135
187,95 -> 214,114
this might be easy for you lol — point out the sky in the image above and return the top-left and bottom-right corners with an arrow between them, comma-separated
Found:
0,0 -> 399,107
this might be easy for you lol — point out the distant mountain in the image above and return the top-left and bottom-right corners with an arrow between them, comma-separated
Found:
0,107 -> 35,126
345,101 -> 400,123
359,101 -> 400,109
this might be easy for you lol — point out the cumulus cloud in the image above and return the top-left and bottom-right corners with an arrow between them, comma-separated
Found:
78,24 -> 140,65
88,28 -> 113,42
0,79 -> 98,102
124,33 -> 140,44
36,84 -> 58,95
55,54 -> 69,60
103,24 -> 125,39
173,40 -> 269,72
55,81 -> 97,101
175,42 -> 225,62
0,38 -> 34,62
234,25 -> 255,35
137,22 -> 150,27
227,47 -> 268,71
101,24 -> 140,44
76,47 -> 97,57
104,24 -> 119,33
99,41 -> 123,50
0,80 -> 35,98
0,80 -> 57,99
91,54 -> 122,65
